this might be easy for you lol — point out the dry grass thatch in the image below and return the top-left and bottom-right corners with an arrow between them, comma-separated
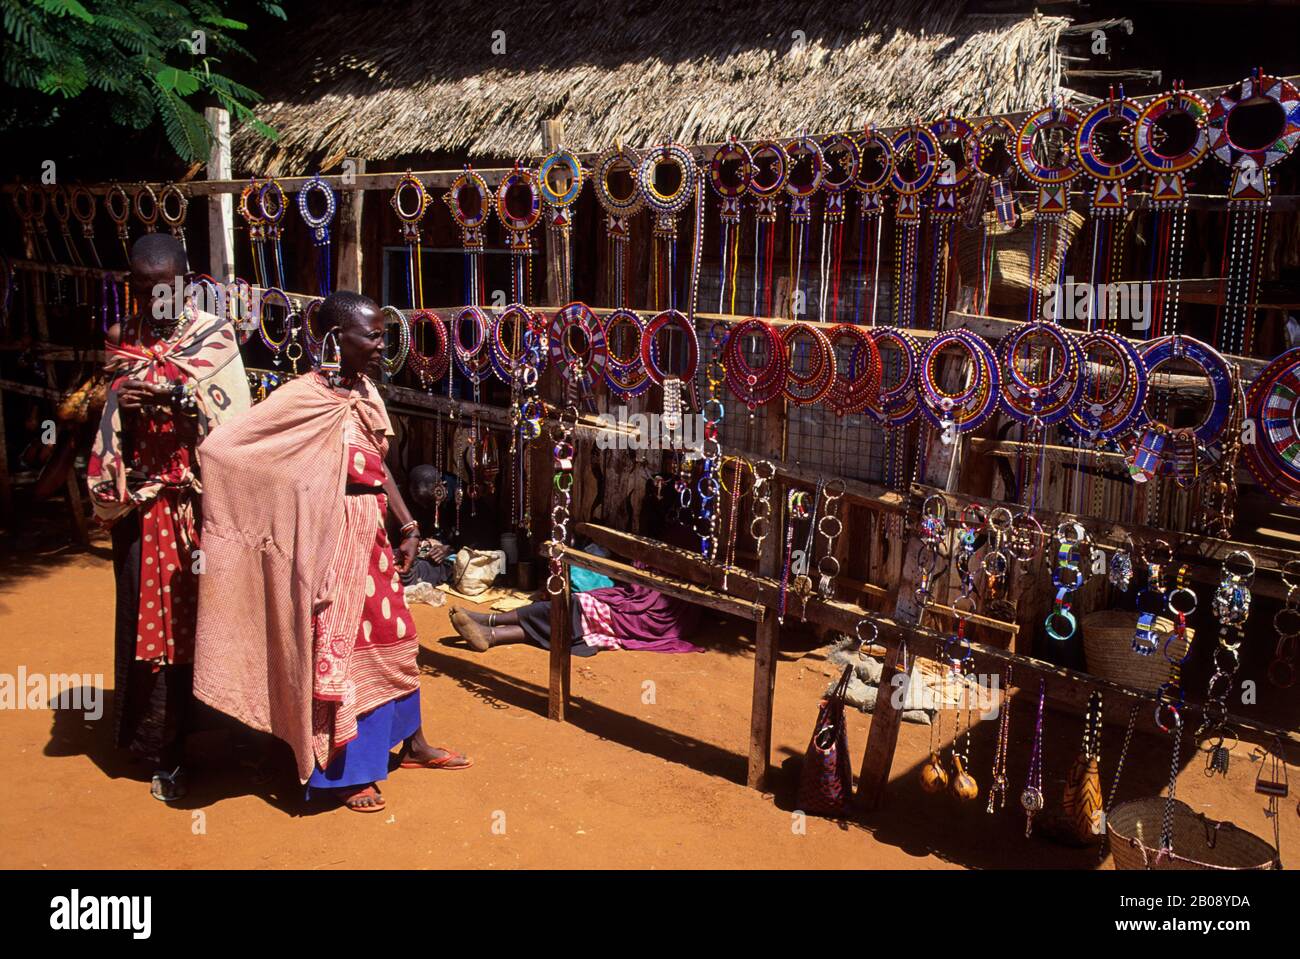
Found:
235,0 -> 1068,173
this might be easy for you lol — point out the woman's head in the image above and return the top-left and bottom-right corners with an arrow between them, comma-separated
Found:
319,291 -> 383,378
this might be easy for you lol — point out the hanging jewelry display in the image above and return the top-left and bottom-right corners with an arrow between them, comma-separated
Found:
889,123 -> 939,329
1022,678 -> 1047,837
1209,70 -> 1300,356
780,322 -> 835,406
1075,89 -> 1142,216
256,178 -> 288,289
445,165 -> 493,307
851,126 -> 892,325
1016,103 -> 1081,324
133,183 -> 159,234
603,309 -> 650,399
1134,84 -> 1211,207
780,133 -> 825,321
825,324 -> 882,415
642,308 -> 700,428
407,309 -> 450,389
723,318 -> 786,412
257,286 -> 293,367
816,133 -> 859,323
747,138 -> 788,317
594,143 -> 644,310
391,171 -> 430,309
549,301 -> 607,396
498,161 -> 543,304
639,142 -> 698,312
710,136 -> 752,316
539,147 -> 585,304
237,178 -> 269,286
105,183 -> 132,263
917,329 -> 1000,435
1127,334 -> 1234,484
297,173 -> 336,297
1061,692 -> 1105,843
1196,551 -> 1254,770
71,186 -> 101,267
1243,346 -> 1300,504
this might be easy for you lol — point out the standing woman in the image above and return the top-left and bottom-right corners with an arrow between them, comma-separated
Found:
88,233 -> 250,801
194,292 -> 469,813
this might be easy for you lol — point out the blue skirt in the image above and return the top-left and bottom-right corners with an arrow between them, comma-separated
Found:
306,690 -> 421,795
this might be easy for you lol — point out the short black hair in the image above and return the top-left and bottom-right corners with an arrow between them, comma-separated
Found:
409,464 -> 441,506
129,233 -> 187,276
319,290 -> 379,332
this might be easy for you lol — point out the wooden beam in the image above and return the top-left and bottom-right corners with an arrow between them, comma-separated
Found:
336,157 -> 365,292
205,107 -> 235,280
547,563 -> 572,721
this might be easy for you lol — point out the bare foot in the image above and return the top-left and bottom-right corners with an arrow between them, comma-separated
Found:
452,613 -> 493,652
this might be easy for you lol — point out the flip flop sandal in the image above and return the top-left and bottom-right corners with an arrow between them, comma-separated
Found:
400,748 -> 473,770
150,767 -> 187,803
342,785 -> 386,813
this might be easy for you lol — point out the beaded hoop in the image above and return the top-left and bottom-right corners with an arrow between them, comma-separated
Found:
976,116 -> 1019,177
1066,330 -> 1147,441
71,186 -> 96,231
548,302 -> 607,391
593,144 -> 645,218
818,133 -> 861,195
157,184 -> 187,232
390,172 -> 430,225
889,124 -> 940,195
997,321 -> 1085,425
853,127 -> 894,194
709,138 -> 753,199
451,305 -> 491,384
1076,98 -> 1142,182
496,165 -> 542,236
257,178 -> 286,226
490,304 -> 543,383
407,309 -> 450,387
379,305 -> 412,376
1244,346 -> 1300,504
784,135 -> 826,200
445,166 -> 493,246
637,143 -> 698,219
257,287 -> 293,354
104,183 -> 130,229
747,139 -> 790,202
641,309 -> 700,386
132,184 -> 159,231
1134,88 -> 1211,176
1208,71 -> 1300,173
1015,105 -> 1083,185
826,324 -> 883,415
917,330 -> 999,432
227,276 -> 253,341
1132,334 -> 1234,446
297,174 -> 336,235
781,322 -> 836,405
603,308 -> 651,398
237,179 -> 263,228
539,147 -> 585,209
866,326 -> 922,426
299,296 -> 325,360
929,116 -> 983,190
723,318 -> 786,407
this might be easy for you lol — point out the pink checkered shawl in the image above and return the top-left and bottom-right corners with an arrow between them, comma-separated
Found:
192,372 -> 393,783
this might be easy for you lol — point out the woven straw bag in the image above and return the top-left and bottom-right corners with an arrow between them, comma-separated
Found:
1107,798 -> 1278,870
1082,610 -> 1193,692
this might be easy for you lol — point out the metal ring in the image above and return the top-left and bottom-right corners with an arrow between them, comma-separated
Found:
1167,586 -> 1198,616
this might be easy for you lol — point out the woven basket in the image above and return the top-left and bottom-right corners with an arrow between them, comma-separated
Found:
1082,610 -> 1193,692
1108,798 -> 1279,870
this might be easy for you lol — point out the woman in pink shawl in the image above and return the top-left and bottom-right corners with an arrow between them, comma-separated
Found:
194,292 -> 469,814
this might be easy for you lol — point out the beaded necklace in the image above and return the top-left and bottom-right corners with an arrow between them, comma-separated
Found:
236,179 -> 267,287
390,171 -> 430,309
852,127 -> 892,325
540,146 -> 584,304
638,142 -> 697,312
889,123 -> 938,330
748,139 -> 788,318
1022,679 -> 1047,837
710,137 -> 752,316
594,143 -> 644,310
297,174 -> 336,297
497,162 -> 542,305
445,165 -> 494,308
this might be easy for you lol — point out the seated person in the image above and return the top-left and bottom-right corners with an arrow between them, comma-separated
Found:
400,464 -> 453,588
450,473 -> 701,656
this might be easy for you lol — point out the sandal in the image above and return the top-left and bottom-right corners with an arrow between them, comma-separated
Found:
341,784 -> 386,813
399,747 -> 473,770
150,767 -> 187,803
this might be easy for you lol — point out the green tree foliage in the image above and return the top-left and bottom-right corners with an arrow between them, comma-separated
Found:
1,0 -> 283,162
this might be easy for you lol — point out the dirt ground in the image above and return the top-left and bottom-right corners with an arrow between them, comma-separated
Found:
0,524 -> 1294,870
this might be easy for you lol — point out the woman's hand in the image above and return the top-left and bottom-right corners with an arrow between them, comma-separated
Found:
396,533 -> 418,573
117,379 -> 173,416
424,540 -> 450,564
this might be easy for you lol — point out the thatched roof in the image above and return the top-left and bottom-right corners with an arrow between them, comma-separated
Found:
236,1 -> 1069,173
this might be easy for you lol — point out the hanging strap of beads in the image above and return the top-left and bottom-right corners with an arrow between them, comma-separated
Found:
982,506 -> 1013,610
720,456 -> 748,590
777,488 -> 811,624
749,460 -> 775,595
545,362 -> 581,596
698,324 -> 726,561
1197,550 -> 1255,758
1157,710 -> 1184,859
986,665 -> 1012,814
1022,678 -> 1046,837
815,479 -> 844,599
1099,702 -> 1140,860
912,494 -> 947,609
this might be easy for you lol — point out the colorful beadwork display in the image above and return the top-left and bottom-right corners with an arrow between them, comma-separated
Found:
1075,93 -> 1142,215
1133,86 -> 1210,206
549,301 -> 607,392
1244,346 -> 1300,504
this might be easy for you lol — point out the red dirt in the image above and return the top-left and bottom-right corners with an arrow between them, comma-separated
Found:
0,530 -> 1293,870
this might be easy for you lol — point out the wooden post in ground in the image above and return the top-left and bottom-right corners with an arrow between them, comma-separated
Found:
747,400 -> 787,789
204,107 -> 234,280
856,353 -> 969,810
337,157 -> 366,293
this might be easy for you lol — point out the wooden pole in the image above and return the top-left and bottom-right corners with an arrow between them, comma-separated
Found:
336,157 -> 366,292
205,107 -> 234,280
747,400 -> 786,789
